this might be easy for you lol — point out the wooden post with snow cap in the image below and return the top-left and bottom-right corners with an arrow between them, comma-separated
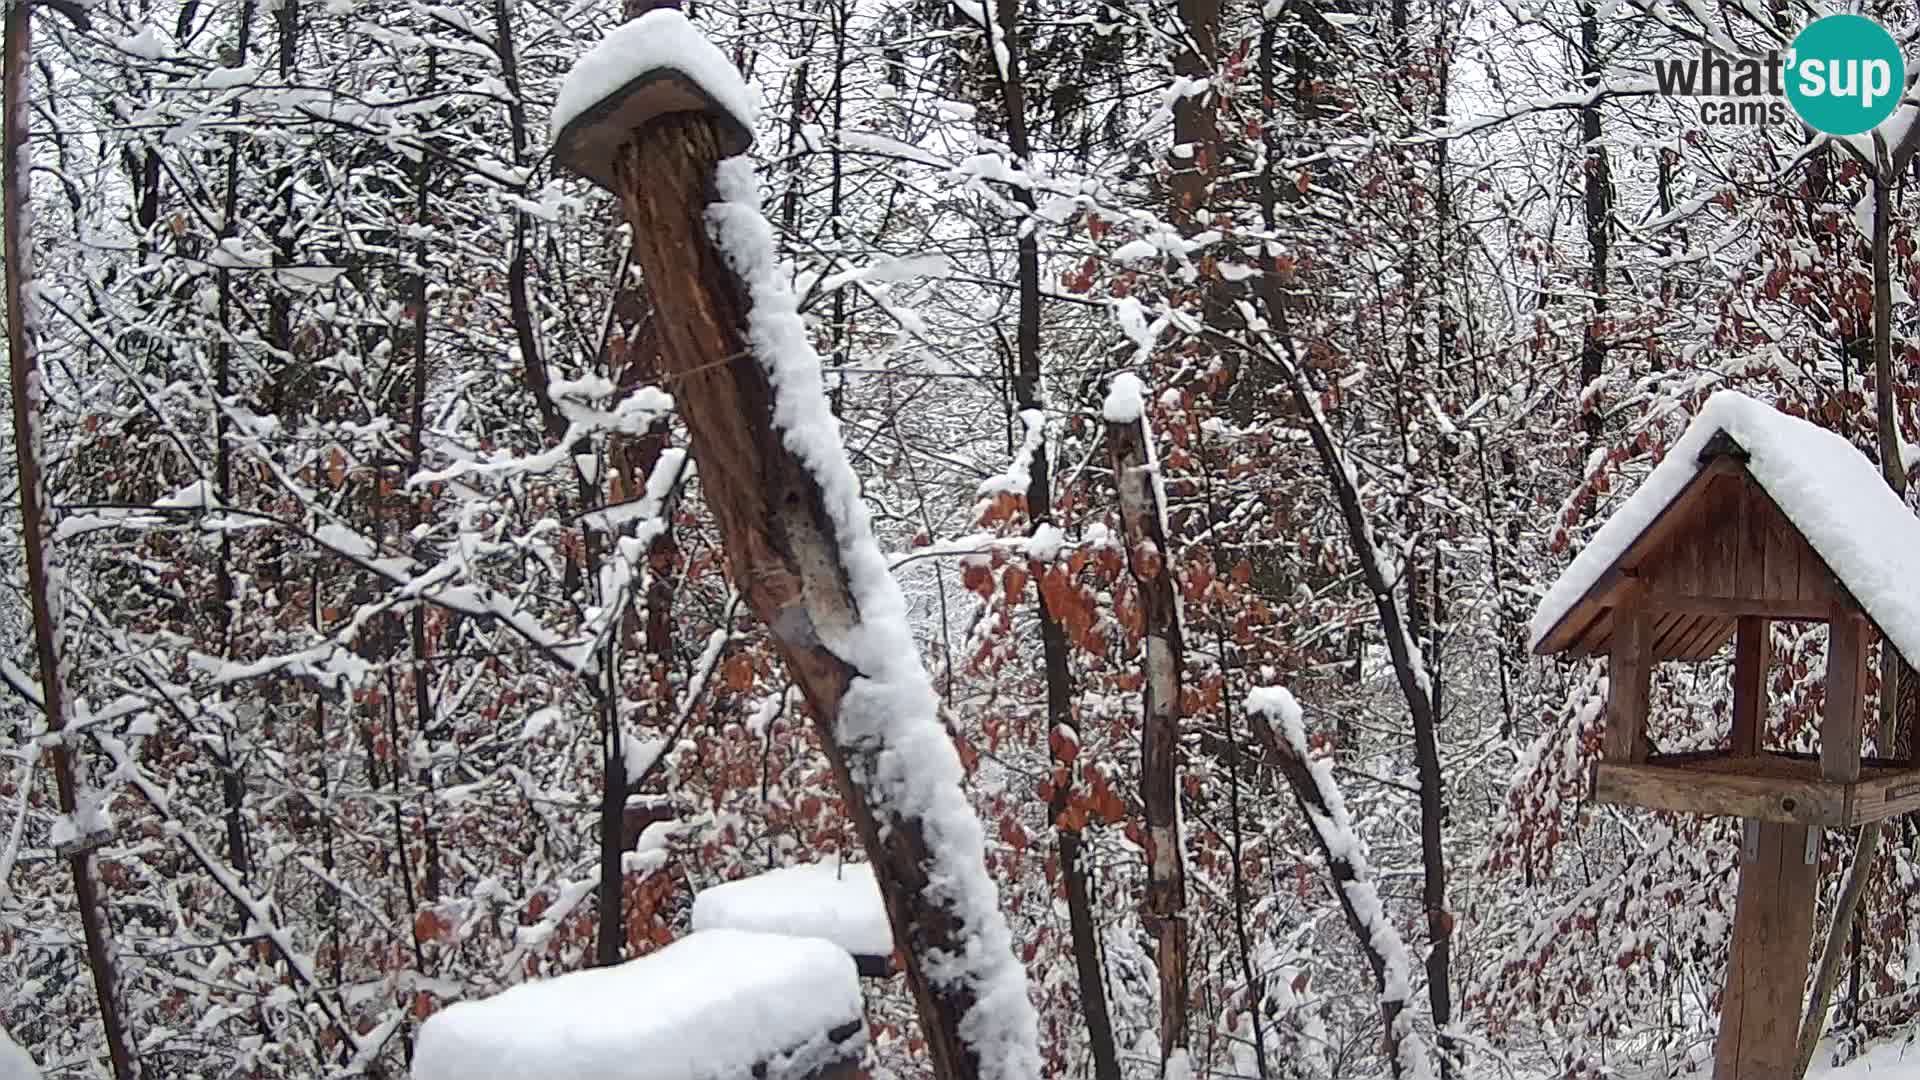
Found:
551,13 -> 1038,1080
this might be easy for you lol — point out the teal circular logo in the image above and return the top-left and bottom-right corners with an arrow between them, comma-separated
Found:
1787,14 -> 1905,136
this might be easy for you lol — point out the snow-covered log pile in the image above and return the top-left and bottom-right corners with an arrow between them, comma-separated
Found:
551,13 -> 1038,1080
412,930 -> 868,1080
692,862 -> 895,976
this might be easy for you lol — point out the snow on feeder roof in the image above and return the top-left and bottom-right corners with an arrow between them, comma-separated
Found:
550,9 -> 756,192
692,862 -> 894,976
411,929 -> 866,1080
1527,388 -> 1920,833
1530,389 -> 1920,669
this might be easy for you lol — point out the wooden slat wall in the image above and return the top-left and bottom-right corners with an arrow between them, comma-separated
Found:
1551,464 -> 1851,660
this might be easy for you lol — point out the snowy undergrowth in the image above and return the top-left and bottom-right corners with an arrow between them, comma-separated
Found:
1245,685 -> 1437,1080
0,1026 -> 38,1080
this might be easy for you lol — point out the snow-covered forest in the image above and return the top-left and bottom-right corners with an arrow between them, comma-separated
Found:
2,0 -> 1920,1075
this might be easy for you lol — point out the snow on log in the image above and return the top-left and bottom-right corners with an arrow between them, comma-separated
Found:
553,16 -> 1040,1080
701,153 -> 1039,1080
692,861 -> 895,975
1100,371 -> 1145,424
0,1026 -> 39,1080
1244,686 -> 1435,1080
550,9 -> 756,191
412,930 -> 867,1080
1531,389 -> 1920,662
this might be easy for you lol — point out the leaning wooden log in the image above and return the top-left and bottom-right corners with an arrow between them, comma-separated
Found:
1102,374 -> 1190,1068
413,930 -> 870,1080
551,12 -> 1037,1080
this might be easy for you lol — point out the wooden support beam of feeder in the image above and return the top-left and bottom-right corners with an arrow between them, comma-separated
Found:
1714,821 -> 1818,1080
1605,589 -> 1651,764
1823,604 -> 1869,784
556,89 -> 986,1080
1730,616 -> 1769,757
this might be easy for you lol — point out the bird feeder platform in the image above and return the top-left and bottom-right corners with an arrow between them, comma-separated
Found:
1594,750 -> 1920,827
548,9 -> 754,192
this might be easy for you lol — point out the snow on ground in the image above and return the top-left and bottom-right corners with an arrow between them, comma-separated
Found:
411,929 -> 864,1080
1814,1037 -> 1920,1078
0,1027 -> 38,1080
691,861 -> 892,959
550,9 -> 759,142
1530,390 -> 1920,666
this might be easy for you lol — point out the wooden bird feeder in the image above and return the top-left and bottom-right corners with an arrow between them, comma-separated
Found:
1532,392 -> 1920,1078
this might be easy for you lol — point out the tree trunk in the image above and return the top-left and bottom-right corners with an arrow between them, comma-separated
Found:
608,111 -> 1031,1080
212,0 -> 257,920
1577,0 -> 1611,453
3,7 -> 140,1075
985,0 -> 1122,1072
1246,285 -> 1441,1078
1247,705 -> 1411,1075
1106,394 -> 1189,1068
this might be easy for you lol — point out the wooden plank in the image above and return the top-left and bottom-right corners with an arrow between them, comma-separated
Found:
1909,695 -> 1920,768
1606,600 -> 1653,764
1848,765 -> 1920,825
1761,491 -> 1800,608
1569,604 -> 1615,658
1635,607 -> 1681,657
1824,606 -> 1868,783
1705,474 -> 1738,598
1714,821 -> 1819,1080
1731,617 -> 1770,756
1695,619 -> 1738,661
1640,593 -> 1830,620
1594,762 -> 1847,825
1673,501 -> 1708,597
1673,615 -> 1731,661
1737,475 -> 1767,602
1652,611 -> 1700,659
1796,539 -> 1832,611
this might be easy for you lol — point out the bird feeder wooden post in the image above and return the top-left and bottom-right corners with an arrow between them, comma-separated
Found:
552,26 -> 1004,1080
1532,397 -> 1920,1079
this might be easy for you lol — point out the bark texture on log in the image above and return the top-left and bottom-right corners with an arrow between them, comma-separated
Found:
609,112 -> 1012,1080
1107,401 -> 1189,1064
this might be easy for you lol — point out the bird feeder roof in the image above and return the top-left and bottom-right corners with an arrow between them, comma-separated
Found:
1531,390 -> 1920,667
